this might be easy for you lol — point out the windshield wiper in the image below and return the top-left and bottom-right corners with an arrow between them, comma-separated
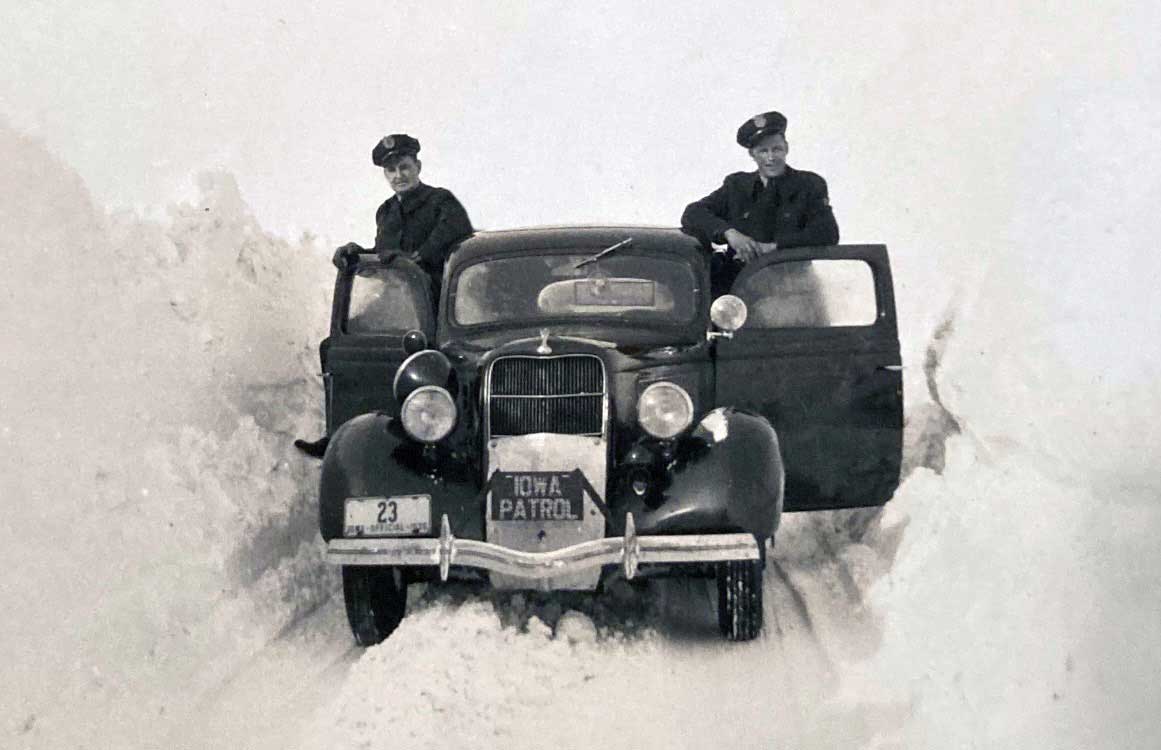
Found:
574,237 -> 633,269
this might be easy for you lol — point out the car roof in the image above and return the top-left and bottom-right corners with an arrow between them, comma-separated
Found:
450,225 -> 704,265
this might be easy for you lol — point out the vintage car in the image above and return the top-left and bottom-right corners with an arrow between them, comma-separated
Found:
314,227 -> 902,644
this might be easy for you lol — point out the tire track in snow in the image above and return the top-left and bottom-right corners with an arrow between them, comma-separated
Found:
165,593 -> 359,750
767,558 -> 837,678
816,532 -> 867,608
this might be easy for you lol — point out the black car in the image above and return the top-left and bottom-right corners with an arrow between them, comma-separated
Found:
314,226 -> 902,644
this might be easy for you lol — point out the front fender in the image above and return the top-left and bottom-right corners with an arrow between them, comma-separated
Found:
614,408 -> 783,539
318,412 -> 480,542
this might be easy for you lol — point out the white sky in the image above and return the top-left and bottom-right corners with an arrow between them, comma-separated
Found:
5,1 -> 1157,248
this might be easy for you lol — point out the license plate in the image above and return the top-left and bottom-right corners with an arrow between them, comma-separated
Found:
491,471 -> 584,521
344,495 -> 431,537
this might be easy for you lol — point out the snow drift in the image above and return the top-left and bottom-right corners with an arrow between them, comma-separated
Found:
0,121 -> 334,748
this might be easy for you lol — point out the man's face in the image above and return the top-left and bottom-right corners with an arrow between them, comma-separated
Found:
748,133 -> 789,179
383,155 -> 422,194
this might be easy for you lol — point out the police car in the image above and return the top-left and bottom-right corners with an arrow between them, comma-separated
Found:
313,226 -> 902,644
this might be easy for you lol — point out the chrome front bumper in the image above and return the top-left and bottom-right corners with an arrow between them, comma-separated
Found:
326,513 -> 760,582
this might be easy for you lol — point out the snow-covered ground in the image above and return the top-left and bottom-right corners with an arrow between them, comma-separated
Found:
3,5 -> 1161,746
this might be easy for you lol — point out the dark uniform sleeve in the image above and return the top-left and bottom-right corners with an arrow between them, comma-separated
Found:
413,190 -> 473,267
680,178 -> 734,247
777,174 -> 839,248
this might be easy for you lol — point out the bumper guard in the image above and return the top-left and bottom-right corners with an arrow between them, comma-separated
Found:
326,513 -> 760,581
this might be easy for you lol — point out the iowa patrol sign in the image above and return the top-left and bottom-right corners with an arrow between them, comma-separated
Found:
491,470 -> 584,521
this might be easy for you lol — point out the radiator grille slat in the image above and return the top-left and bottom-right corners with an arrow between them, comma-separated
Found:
489,356 -> 605,437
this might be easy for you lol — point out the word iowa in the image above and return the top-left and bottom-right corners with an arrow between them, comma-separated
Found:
511,473 -> 565,497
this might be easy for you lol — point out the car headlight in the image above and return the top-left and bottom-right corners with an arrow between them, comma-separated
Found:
400,385 -> 457,443
637,381 -> 694,439
710,294 -> 748,332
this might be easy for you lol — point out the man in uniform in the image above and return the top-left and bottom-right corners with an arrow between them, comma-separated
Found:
333,133 -> 473,300
295,134 -> 473,458
681,111 -> 838,296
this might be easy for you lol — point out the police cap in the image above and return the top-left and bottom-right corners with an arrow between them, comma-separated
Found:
736,111 -> 787,148
372,134 -> 421,166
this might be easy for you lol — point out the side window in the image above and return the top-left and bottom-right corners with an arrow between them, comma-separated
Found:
346,267 -> 424,333
736,259 -> 877,328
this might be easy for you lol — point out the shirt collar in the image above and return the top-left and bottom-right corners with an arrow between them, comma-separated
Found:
755,165 -> 792,188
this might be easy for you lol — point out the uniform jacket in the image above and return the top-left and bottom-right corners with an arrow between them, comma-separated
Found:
681,166 -> 839,250
373,182 -> 473,279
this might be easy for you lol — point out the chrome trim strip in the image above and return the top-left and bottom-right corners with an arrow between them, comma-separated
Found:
326,514 -> 759,580
495,334 -> 619,350
392,349 -> 430,400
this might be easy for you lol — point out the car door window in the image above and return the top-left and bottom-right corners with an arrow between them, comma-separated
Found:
346,267 -> 424,333
735,259 -> 877,328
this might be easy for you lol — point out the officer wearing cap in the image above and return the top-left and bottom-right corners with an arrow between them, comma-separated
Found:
333,133 -> 473,295
681,111 -> 838,293
297,135 -> 473,458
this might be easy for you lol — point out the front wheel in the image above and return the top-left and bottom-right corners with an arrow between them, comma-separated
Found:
716,559 -> 763,641
342,566 -> 407,646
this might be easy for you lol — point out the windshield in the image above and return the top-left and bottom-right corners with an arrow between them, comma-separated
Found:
452,251 -> 700,327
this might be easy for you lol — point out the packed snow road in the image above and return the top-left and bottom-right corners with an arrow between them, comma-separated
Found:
168,508 -> 899,750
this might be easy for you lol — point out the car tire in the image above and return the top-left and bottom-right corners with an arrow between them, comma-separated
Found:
342,566 -> 407,646
716,559 -> 763,641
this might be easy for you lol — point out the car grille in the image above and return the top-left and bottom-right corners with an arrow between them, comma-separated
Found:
488,355 -> 605,437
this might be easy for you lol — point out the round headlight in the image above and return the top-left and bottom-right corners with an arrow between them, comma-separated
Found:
637,381 -> 694,439
400,386 -> 457,443
710,294 -> 748,332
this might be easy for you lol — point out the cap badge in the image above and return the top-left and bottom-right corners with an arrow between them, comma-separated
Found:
383,136 -> 395,149
753,114 -> 767,128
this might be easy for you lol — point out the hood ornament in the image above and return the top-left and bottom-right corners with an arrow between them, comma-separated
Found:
536,328 -> 552,355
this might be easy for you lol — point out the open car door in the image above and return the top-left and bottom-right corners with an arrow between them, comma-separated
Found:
322,255 -> 435,432
714,245 -> 902,511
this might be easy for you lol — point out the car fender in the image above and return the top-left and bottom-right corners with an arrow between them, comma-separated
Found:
616,408 -> 784,540
319,412 -> 480,542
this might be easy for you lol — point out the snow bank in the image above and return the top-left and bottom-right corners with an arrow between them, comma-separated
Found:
815,49 -> 1161,750
938,75 -> 1161,495
835,71 -> 1161,749
0,122 -> 335,748
837,434 -> 1161,749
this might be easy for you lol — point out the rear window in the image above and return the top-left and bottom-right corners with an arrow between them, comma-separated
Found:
735,259 -> 877,328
